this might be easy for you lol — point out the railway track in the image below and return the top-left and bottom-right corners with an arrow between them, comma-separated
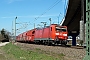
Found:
15,42 -> 84,49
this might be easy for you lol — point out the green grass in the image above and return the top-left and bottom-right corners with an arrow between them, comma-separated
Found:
1,43 -> 64,60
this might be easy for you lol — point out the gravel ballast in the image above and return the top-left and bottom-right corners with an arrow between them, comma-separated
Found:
15,42 -> 85,60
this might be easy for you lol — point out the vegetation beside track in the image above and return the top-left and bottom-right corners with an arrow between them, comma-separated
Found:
0,29 -> 10,42
1,43 -> 64,60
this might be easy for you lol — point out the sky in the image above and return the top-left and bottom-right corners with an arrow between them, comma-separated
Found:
0,0 -> 68,35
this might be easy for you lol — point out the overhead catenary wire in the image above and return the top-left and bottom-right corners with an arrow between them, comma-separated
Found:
60,0 -> 68,26
17,0 -> 67,31
17,0 -> 65,32
35,0 -> 62,20
64,0 -> 68,17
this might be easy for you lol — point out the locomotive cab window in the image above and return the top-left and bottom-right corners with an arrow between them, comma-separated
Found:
55,27 -> 66,32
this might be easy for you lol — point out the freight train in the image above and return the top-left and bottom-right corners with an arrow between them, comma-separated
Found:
16,24 -> 68,45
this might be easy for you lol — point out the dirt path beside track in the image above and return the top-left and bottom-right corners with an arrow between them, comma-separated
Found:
0,49 -> 6,60
0,42 -> 17,60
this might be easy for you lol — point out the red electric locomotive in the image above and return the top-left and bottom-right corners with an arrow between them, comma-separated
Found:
34,24 -> 68,45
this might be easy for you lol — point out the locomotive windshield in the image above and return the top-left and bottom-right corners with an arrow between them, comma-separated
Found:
56,27 -> 67,32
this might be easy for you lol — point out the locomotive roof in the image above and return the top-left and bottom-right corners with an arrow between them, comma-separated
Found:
36,26 -> 50,30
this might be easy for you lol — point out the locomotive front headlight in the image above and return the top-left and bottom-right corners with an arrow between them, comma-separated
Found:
63,34 -> 67,36
55,33 -> 59,35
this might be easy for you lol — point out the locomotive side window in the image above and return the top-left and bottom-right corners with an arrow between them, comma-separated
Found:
51,27 -> 52,31
26,33 -> 27,35
56,27 -> 66,32
32,31 -> 35,34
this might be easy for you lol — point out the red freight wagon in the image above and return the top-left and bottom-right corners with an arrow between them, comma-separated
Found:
26,30 -> 31,41
20,33 -> 23,40
21,32 -> 27,41
16,33 -> 23,41
26,29 -> 35,42
16,36 -> 19,41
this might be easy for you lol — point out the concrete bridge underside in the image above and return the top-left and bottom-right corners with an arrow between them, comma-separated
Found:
62,0 -> 81,36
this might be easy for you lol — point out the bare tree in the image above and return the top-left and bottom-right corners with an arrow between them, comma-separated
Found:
0,28 -> 11,42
